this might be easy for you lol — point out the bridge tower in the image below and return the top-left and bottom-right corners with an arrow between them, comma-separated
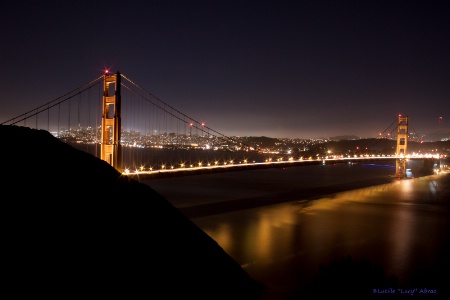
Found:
100,71 -> 122,172
395,115 -> 408,178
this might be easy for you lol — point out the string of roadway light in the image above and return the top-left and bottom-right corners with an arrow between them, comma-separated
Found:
122,152 -> 444,176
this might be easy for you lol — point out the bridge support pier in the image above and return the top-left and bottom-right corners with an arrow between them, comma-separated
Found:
100,71 -> 122,172
395,115 -> 408,178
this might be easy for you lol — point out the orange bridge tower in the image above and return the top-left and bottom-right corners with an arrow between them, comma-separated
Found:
395,115 -> 408,178
100,71 -> 122,172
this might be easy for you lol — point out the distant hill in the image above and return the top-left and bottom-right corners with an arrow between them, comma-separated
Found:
329,135 -> 360,141
241,135 -> 281,148
1,125 -> 265,299
304,138 -> 450,156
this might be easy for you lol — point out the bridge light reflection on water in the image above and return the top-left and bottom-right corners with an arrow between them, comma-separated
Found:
181,169 -> 450,297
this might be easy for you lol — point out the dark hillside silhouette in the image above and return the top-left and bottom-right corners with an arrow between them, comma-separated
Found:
1,125 -> 265,299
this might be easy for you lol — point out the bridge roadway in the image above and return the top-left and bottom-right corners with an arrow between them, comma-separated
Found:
124,156 -> 438,180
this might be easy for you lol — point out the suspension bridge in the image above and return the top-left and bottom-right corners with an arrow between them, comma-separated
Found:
1,71 -> 439,179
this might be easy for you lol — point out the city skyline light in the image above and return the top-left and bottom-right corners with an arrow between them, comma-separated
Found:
1,0 -> 449,139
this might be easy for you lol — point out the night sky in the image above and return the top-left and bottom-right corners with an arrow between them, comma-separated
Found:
1,0 -> 449,139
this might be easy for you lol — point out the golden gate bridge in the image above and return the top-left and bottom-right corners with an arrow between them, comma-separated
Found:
0,71 -> 438,178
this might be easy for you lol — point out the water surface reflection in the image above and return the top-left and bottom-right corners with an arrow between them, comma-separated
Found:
192,173 -> 450,299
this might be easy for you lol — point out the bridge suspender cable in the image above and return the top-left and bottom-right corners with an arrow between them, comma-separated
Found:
1,75 -> 104,126
120,73 -> 254,150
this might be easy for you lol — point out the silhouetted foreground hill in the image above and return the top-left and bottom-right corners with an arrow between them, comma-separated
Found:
1,125 -> 265,299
